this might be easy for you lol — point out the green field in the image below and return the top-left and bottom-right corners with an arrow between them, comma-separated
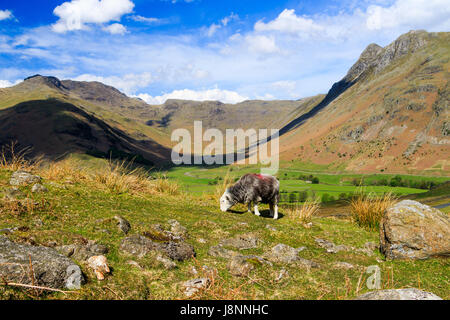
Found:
163,165 -> 447,202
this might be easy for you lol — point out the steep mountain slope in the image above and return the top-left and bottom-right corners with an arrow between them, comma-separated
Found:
279,30 -> 449,175
0,99 -> 171,165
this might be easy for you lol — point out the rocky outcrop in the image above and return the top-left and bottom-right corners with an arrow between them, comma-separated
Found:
264,244 -> 319,268
119,234 -> 195,261
9,170 -> 41,186
0,235 -> 84,289
56,240 -> 109,262
355,288 -> 442,300
380,200 -> 450,260
220,233 -> 261,250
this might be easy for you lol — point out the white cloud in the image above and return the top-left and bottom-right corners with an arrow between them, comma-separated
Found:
137,87 -> 248,105
0,9 -> 13,21
255,9 -> 324,35
103,23 -> 127,34
129,15 -> 161,24
52,0 -> 134,33
74,72 -> 153,95
0,79 -> 20,88
245,35 -> 279,54
366,0 -> 450,30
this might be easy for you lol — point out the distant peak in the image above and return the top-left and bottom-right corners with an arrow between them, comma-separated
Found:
23,74 -> 64,89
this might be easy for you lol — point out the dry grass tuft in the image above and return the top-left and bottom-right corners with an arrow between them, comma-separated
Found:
0,141 -> 42,172
350,191 -> 398,230
40,158 -> 90,182
285,198 -> 320,224
92,160 -> 150,194
150,173 -> 180,196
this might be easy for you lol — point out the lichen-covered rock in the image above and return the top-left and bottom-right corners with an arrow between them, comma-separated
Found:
9,170 -> 41,186
0,235 -> 84,289
227,255 -> 254,277
168,219 -> 189,239
56,240 -> 109,261
220,233 -> 261,250
114,215 -> 131,235
31,183 -> 48,193
315,238 -> 350,253
119,234 -> 195,261
182,278 -> 210,297
355,288 -> 442,300
87,255 -> 110,280
380,200 -> 450,260
264,244 -> 319,268
227,255 -> 270,277
208,245 -> 238,259
3,187 -> 25,200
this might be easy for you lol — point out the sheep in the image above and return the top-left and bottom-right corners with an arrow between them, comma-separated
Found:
220,173 -> 280,219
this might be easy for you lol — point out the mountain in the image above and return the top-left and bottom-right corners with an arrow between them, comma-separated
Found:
278,30 -> 449,175
0,75 -> 172,165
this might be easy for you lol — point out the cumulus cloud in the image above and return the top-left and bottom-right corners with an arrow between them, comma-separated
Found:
74,72 -> 153,95
245,35 -> 279,54
0,9 -> 13,21
102,23 -> 127,34
52,0 -> 134,33
366,0 -> 450,30
255,9 -> 324,35
0,79 -> 20,88
137,87 -> 248,105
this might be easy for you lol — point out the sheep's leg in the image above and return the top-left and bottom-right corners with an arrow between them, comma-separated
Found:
247,202 -> 252,213
273,204 -> 279,220
254,204 -> 261,216
269,203 -> 274,216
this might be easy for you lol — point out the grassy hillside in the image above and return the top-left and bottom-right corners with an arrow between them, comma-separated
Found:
0,158 -> 448,300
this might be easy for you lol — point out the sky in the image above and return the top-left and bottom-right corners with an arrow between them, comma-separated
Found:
0,0 -> 449,104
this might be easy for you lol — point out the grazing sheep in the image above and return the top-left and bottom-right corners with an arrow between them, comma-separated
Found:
220,174 -> 280,219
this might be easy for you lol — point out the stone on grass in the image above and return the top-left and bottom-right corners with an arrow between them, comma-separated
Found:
208,245 -> 238,259
355,288 -> 442,300
334,262 -> 355,270
119,234 -> 195,262
31,183 -> 48,193
114,215 -> 131,235
3,188 -> 25,200
168,219 -> 189,239
315,238 -> 350,253
220,233 -> 261,250
380,200 -> 450,260
10,171 -> 41,186
0,235 -> 84,290
56,240 -> 109,262
157,255 -> 177,270
183,278 -> 210,297
87,255 -> 110,280
264,244 -> 319,268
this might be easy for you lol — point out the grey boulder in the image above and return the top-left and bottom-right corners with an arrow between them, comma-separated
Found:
0,236 -> 84,290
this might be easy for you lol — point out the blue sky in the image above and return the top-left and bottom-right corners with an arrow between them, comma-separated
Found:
0,0 -> 449,103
